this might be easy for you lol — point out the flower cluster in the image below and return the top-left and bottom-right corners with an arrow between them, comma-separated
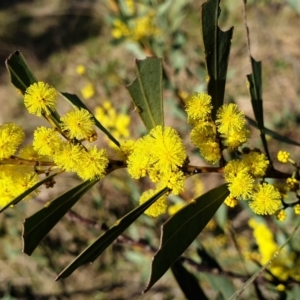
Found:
185,92 -> 249,164
0,82 -> 110,207
125,125 -> 187,217
0,123 -> 40,207
223,150 -> 281,215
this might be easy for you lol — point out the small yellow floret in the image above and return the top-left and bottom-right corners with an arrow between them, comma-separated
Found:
242,151 -> 269,177
216,103 -> 246,135
227,171 -> 254,199
275,209 -> 287,221
0,123 -> 25,159
61,108 -> 96,141
33,127 -> 62,156
249,183 -> 281,215
222,127 -> 249,150
139,189 -> 167,218
224,159 -> 248,182
53,142 -> 84,172
160,170 -> 185,195
190,123 -> 221,164
127,138 -> 151,179
76,146 -> 109,180
185,92 -> 212,123
150,126 -> 186,172
294,204 -> 300,215
277,151 -> 290,163
286,177 -> 299,190
224,195 -> 238,207
24,82 -> 57,116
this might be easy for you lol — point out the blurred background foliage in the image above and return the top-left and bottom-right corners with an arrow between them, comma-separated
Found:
1,0 -> 300,299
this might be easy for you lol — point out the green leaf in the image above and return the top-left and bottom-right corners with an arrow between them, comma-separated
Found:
144,184 -> 229,292
171,259 -> 208,300
56,187 -> 169,280
202,0 -> 234,120
204,273 -> 235,300
246,57 -> 271,160
59,92 -> 120,147
5,50 -> 37,94
127,57 -> 164,131
246,116 -> 300,147
247,57 -> 263,128
0,172 -> 59,214
23,179 -> 98,256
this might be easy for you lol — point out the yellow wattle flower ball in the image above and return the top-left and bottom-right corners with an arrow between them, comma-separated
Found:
80,82 -> 95,100
275,209 -> 287,221
24,81 -> 57,116
185,92 -> 212,123
0,122 -> 25,159
277,150 -> 290,163
249,183 -> 281,215
60,108 -> 96,141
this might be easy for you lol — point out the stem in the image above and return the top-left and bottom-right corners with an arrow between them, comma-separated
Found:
0,156 -> 56,167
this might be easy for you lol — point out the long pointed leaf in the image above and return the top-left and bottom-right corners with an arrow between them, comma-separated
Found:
60,92 -> 120,147
247,57 -> 263,129
246,57 -> 270,160
246,116 -> 300,147
202,0 -> 233,120
127,57 -> 164,131
56,187 -> 169,280
23,179 -> 98,255
5,50 -> 37,94
144,184 -> 229,292
0,172 -> 59,213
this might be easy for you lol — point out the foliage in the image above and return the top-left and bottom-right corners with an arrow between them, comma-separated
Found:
1,0 -> 300,299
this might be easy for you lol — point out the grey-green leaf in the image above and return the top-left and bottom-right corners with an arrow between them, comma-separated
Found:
0,172 -> 59,213
127,57 -> 164,131
23,179 -> 98,256
5,50 -> 37,94
202,0 -> 234,120
144,184 -> 229,292
56,187 -> 169,280
59,92 -> 120,147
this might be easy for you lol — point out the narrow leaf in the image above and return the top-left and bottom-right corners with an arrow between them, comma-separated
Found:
0,172 -> 59,213
127,57 -> 164,131
23,179 -> 98,255
56,187 -> 169,280
60,92 -> 120,147
246,57 -> 271,160
171,259 -> 208,300
247,57 -> 263,129
202,0 -> 234,120
5,50 -> 37,94
246,116 -> 300,147
144,184 -> 229,292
